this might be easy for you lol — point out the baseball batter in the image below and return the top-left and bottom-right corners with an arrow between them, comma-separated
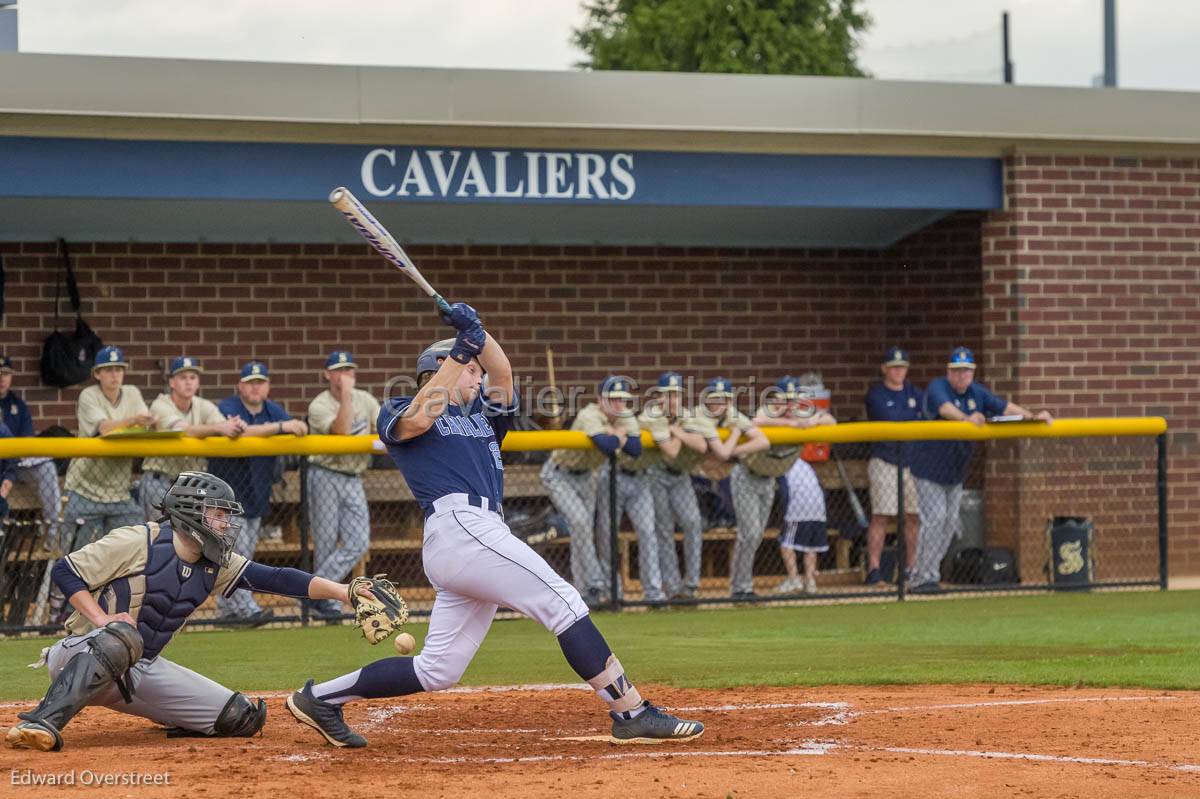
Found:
305,350 -> 381,619
6,471 -> 366,751
639,372 -> 716,600
287,305 -> 703,747
541,378 -> 644,607
141,356 -> 244,519
593,376 -> 666,604
62,346 -> 154,551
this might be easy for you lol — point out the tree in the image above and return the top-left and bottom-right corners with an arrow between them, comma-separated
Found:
572,0 -> 870,77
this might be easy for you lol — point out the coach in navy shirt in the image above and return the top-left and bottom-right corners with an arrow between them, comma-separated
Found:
909,347 -> 1052,593
209,361 -> 308,624
862,347 -> 922,585
0,356 -> 60,545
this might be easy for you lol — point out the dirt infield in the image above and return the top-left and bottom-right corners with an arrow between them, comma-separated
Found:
2,684 -> 1198,798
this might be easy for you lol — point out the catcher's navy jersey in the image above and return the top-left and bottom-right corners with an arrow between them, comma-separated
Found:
378,390 -> 519,512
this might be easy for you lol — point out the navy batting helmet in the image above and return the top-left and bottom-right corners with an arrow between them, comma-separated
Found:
416,338 -> 456,379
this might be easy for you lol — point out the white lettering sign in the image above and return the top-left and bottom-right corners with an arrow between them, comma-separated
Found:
361,149 -> 636,201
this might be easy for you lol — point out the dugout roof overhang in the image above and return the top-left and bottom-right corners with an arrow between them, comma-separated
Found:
1,52 -> 1199,247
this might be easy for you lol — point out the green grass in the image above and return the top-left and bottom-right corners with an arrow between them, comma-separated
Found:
2,591 -> 1197,701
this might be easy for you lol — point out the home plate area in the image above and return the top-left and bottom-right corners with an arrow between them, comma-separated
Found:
3,684 -> 1198,798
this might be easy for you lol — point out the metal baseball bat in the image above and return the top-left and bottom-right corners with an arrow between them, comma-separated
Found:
833,452 -> 869,529
328,187 -> 451,318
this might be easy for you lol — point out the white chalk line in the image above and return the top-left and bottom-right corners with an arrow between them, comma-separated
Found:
875,745 -> 1200,775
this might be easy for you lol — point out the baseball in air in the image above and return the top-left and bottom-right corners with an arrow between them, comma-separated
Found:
394,632 -> 416,655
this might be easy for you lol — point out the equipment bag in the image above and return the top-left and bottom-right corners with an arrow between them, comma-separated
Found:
40,240 -> 102,388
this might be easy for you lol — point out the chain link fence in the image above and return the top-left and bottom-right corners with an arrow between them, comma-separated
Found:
0,422 -> 1170,634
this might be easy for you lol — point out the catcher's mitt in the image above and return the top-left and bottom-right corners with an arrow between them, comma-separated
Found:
348,574 -> 410,645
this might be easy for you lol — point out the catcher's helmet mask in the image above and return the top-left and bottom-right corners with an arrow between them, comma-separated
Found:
160,471 -> 245,565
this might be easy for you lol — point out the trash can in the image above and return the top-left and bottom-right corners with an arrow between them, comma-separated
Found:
1046,517 -> 1094,589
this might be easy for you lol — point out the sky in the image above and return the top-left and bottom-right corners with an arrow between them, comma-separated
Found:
14,0 -> 1200,92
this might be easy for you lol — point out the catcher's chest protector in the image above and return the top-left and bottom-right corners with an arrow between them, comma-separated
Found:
136,524 -> 217,659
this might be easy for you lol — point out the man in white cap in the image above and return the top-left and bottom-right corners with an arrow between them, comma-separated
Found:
62,346 -> 154,550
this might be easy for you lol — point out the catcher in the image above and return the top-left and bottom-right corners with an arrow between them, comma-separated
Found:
5,470 -> 389,751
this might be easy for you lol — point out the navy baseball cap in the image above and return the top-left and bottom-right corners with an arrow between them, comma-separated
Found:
599,376 -> 634,399
93,346 -> 127,370
169,356 -> 203,376
948,347 -> 977,369
325,351 -> 357,371
656,372 -> 684,392
704,377 -> 735,399
774,375 -> 803,399
240,361 -> 269,382
0,355 -> 12,374
883,347 -> 909,367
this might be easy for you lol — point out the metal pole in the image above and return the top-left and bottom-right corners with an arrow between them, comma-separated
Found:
1103,0 -> 1117,87
1002,11 -> 1014,84
896,453 -> 907,601
298,457 -> 311,625
608,454 -> 620,612
1157,433 -> 1168,591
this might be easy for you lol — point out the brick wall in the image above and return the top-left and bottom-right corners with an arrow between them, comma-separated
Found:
0,214 -> 982,430
981,153 -> 1199,577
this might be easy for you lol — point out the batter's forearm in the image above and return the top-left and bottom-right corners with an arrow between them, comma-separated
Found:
477,334 -> 515,405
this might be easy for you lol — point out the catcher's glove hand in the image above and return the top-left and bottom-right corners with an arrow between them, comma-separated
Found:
348,574 -> 410,645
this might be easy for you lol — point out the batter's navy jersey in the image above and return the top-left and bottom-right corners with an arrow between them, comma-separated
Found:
379,390 -> 520,513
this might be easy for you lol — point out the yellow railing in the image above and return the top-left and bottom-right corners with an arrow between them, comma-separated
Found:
0,417 -> 1167,458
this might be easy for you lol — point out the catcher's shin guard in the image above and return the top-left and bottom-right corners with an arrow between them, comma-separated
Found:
212,693 -> 267,737
8,622 -> 143,752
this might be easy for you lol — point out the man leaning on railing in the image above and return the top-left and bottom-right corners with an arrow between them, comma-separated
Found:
909,347 -> 1053,594
208,361 -> 307,626
0,355 -> 62,548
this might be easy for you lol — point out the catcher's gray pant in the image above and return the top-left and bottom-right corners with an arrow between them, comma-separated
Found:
139,471 -> 174,522
215,516 -> 263,617
730,464 -> 777,595
648,466 -> 702,594
540,461 -> 607,594
16,460 -> 61,548
44,627 -> 236,735
61,491 -> 143,553
914,478 -> 964,586
595,463 -> 664,602
307,466 -> 370,583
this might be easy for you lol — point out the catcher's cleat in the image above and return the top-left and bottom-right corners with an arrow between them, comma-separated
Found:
609,701 -> 704,745
6,720 -> 63,752
286,680 -> 367,748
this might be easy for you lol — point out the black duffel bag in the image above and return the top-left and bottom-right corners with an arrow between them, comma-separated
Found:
949,546 -> 1018,585
40,240 -> 102,388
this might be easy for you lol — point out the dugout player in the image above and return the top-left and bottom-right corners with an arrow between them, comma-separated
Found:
909,347 -> 1052,593
863,347 -> 922,585
141,357 -> 245,519
287,306 -> 703,747
640,372 -> 715,600
5,471 -> 370,752
0,356 -> 61,547
730,377 -> 833,599
305,351 -> 380,619
541,378 -> 643,607
208,361 -> 308,625
593,375 -> 666,604
61,346 -> 155,551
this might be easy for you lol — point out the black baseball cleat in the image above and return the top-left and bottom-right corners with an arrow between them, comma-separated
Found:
610,701 -> 704,744
286,679 -> 367,748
